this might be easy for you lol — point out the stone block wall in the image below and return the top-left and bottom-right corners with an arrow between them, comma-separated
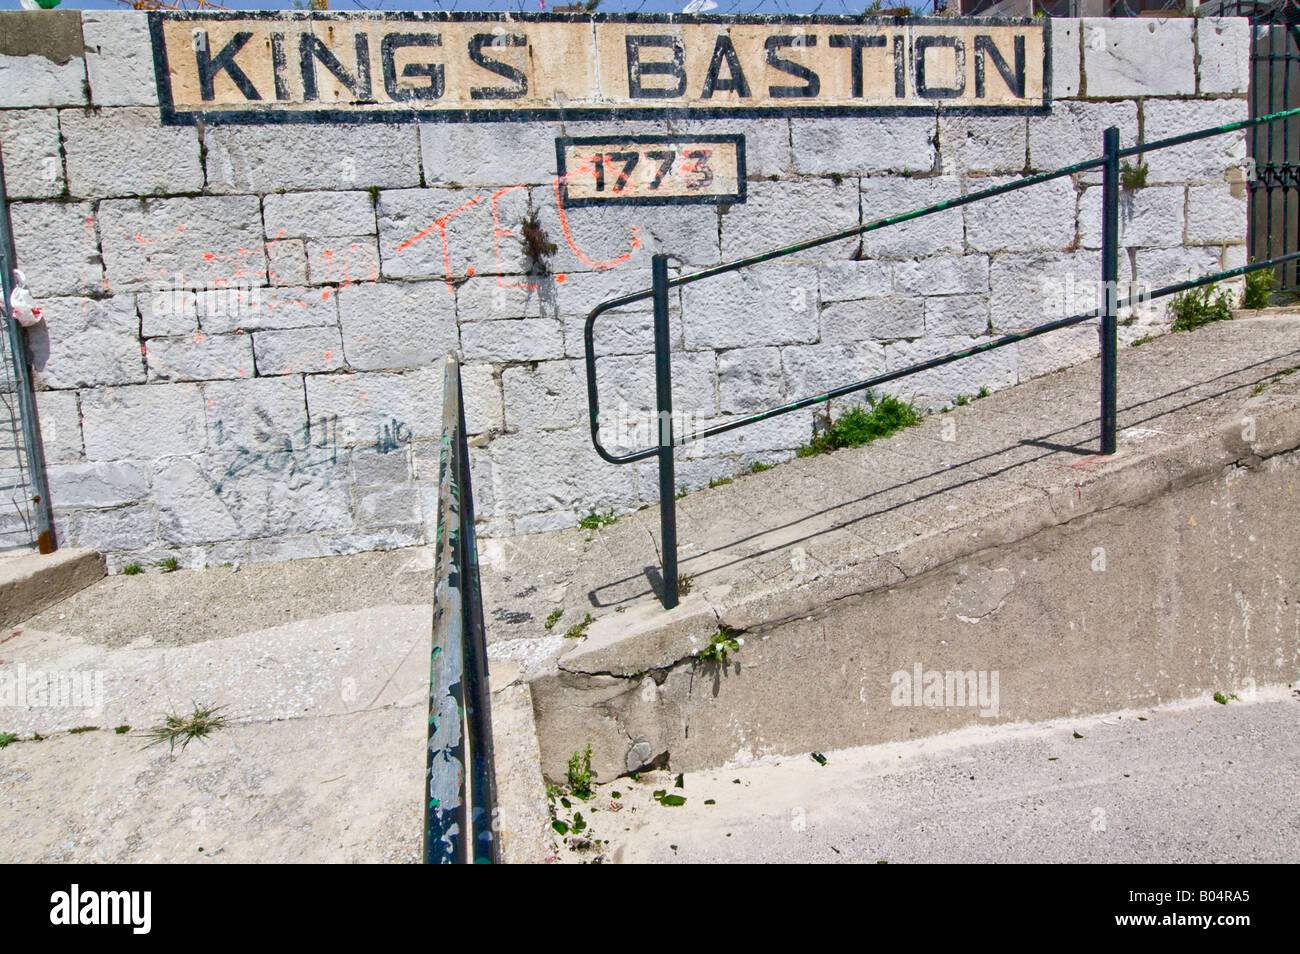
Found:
0,12 -> 1251,566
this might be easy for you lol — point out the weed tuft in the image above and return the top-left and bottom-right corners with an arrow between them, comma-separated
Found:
122,562 -> 143,576
564,612 -> 595,639
1120,161 -> 1148,190
577,509 -> 616,531
1240,264 -> 1275,310
157,557 -> 180,573
695,626 -> 744,664
566,744 -> 593,798
142,703 -> 228,753
1169,283 -> 1234,333
544,608 -> 564,631
796,393 -> 921,458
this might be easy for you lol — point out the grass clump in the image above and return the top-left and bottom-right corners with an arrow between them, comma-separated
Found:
67,726 -> 99,735
708,475 -> 733,488
577,509 -> 616,531
678,573 -> 694,596
1213,690 -> 1240,705
142,703 -> 228,753
543,608 -> 563,631
796,393 -> 921,458
749,460 -> 774,474
122,562 -> 143,576
1240,264 -> 1275,310
113,725 -> 131,735
0,731 -> 17,749
1170,283 -> 1234,333
566,744 -> 593,799
157,557 -> 180,573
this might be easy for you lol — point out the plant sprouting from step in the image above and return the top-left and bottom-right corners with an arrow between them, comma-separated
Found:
797,392 -> 922,458
578,509 -> 617,531
566,744 -> 594,799
694,626 -> 744,664
1240,263 -> 1275,310
544,608 -> 564,631
1170,283 -> 1234,333
565,612 -> 595,639
142,703 -> 229,754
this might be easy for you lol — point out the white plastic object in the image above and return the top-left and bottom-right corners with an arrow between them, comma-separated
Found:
8,270 -> 43,327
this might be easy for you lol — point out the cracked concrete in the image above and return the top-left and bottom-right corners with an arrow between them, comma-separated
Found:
479,314 -> 1300,783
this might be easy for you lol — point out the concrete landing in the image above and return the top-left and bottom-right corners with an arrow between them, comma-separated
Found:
479,315 -> 1300,782
0,547 -> 104,628
0,549 -> 433,863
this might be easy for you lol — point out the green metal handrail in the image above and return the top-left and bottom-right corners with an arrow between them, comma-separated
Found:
585,106 -> 1300,609
426,353 -> 498,864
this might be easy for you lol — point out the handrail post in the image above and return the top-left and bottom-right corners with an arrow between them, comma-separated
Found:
652,253 -> 679,610
1100,125 -> 1120,455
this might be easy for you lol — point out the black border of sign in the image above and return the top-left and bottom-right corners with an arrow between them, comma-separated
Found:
556,134 -> 747,208
148,11 -> 1052,126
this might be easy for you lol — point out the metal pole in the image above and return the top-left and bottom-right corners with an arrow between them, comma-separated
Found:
1100,125 -> 1120,456
0,144 -> 56,552
652,253 -> 678,610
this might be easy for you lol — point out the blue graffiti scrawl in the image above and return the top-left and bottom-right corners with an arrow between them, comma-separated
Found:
213,414 -> 341,493
375,417 -> 413,454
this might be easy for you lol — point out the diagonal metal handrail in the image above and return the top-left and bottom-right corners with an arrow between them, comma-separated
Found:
585,106 -> 1300,608
426,353 -> 498,864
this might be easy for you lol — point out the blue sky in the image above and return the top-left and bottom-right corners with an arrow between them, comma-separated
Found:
0,2 -> 936,15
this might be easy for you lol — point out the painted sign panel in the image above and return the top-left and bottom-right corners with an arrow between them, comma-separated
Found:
149,12 -> 1050,125
556,135 -> 745,207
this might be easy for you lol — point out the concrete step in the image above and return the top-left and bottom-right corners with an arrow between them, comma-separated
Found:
479,315 -> 1300,784
0,548 -> 105,629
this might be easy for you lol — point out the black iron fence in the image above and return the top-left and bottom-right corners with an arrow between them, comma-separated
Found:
425,353 -> 498,864
585,108 -> 1300,610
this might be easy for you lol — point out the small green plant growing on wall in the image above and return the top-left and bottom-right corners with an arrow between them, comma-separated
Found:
1169,283 -> 1234,332
1120,161 -> 1148,190
156,557 -> 180,573
122,562 -> 143,575
544,608 -> 563,631
520,210 -> 558,277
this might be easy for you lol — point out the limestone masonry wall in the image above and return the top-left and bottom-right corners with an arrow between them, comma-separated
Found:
0,12 -> 1252,568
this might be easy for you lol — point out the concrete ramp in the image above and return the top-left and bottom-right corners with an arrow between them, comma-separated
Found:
479,315 -> 1300,784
